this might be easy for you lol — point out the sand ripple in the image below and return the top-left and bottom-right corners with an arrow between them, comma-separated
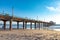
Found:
0,30 -> 60,40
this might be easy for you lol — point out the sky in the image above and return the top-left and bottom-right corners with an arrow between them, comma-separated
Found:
0,0 -> 60,24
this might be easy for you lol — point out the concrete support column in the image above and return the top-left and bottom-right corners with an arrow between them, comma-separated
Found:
47,23 -> 50,27
39,23 -> 41,29
3,21 -> 6,30
43,23 -> 45,27
35,22 -> 36,29
45,23 -> 47,27
39,23 -> 40,30
44,23 -> 46,27
36,23 -> 38,29
42,23 -> 43,29
23,21 -> 24,29
40,23 -> 41,29
9,19 -> 12,30
30,22 -> 32,29
45,23 -> 48,30
25,22 -> 27,29
17,21 -> 19,29
46,23 -> 48,27
37,23 -> 39,29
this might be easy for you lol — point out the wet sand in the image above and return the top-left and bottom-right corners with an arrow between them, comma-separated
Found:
0,29 -> 60,40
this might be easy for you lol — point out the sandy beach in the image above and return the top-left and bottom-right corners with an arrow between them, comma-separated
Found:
0,29 -> 60,40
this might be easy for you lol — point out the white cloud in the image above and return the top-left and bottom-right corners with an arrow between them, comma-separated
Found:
46,6 -> 55,11
46,6 -> 60,12
46,1 -> 60,12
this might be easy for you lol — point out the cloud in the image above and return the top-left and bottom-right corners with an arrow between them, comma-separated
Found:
46,1 -> 60,12
46,5 -> 60,12
46,6 -> 60,12
46,6 -> 55,11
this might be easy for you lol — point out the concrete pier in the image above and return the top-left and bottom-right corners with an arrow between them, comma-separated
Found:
0,15 -> 53,30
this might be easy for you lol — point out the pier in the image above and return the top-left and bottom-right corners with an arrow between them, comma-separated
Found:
0,15 -> 53,30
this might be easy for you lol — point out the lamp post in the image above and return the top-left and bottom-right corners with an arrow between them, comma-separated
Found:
12,6 -> 14,18
37,16 -> 38,20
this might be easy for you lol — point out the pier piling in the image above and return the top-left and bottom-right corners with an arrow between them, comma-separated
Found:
3,21 -> 6,30
35,22 -> 36,29
30,22 -> 32,29
17,21 -> 19,29
9,19 -> 12,30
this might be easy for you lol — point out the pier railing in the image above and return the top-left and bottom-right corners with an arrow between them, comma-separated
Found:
0,13 -> 40,22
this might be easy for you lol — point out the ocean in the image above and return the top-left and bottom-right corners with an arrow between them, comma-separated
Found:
0,24 -> 35,29
0,24 -> 60,31
48,25 -> 60,31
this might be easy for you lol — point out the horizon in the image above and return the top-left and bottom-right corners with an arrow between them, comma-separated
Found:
0,0 -> 60,24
